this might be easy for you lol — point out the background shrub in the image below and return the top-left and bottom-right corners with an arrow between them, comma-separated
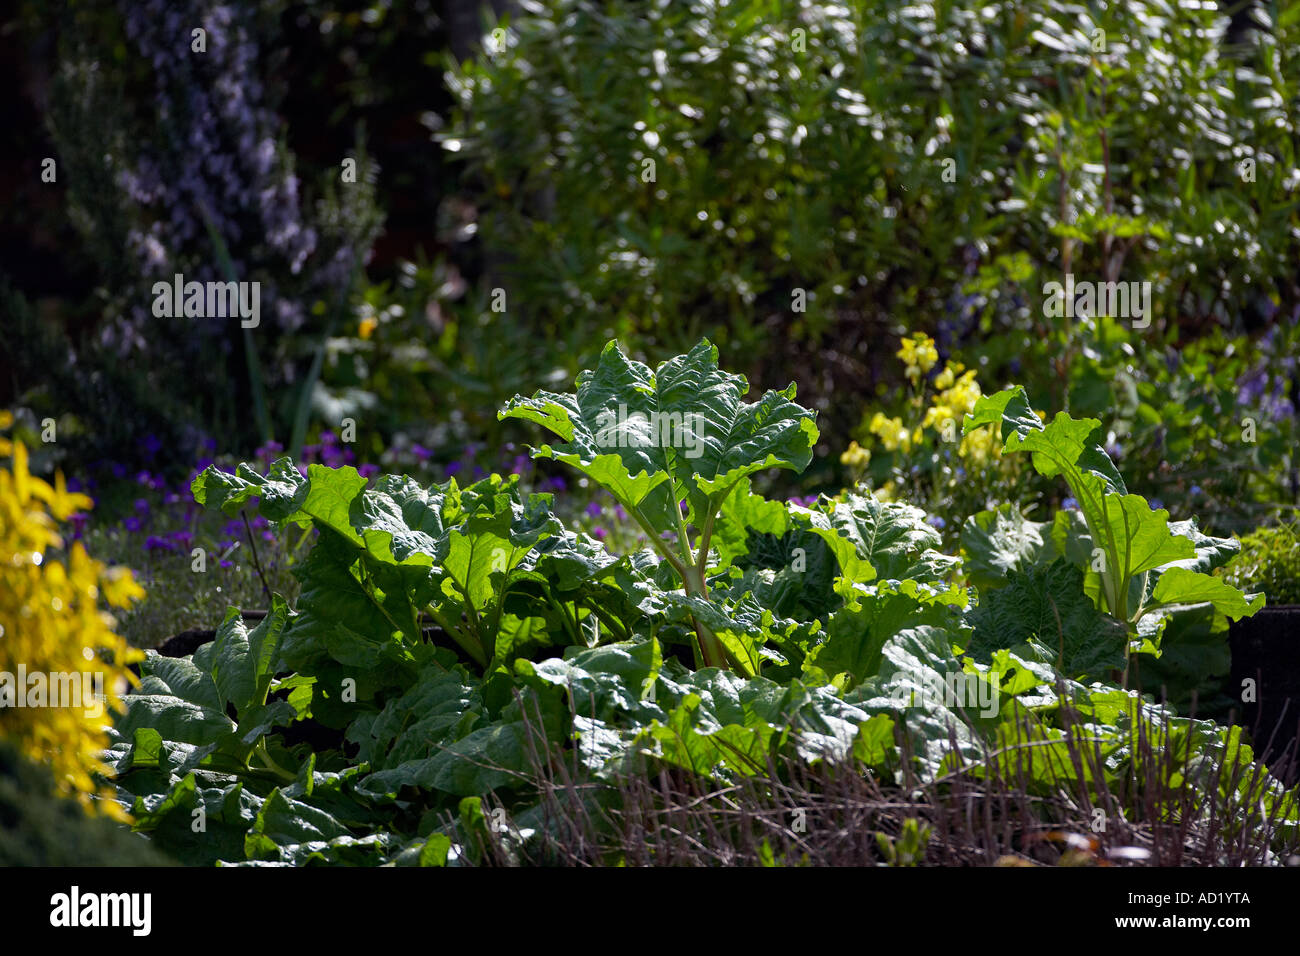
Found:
449,0 -> 1300,497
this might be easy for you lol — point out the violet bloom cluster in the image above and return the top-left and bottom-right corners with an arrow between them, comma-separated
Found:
1237,327 -> 1297,422
107,0 -> 368,360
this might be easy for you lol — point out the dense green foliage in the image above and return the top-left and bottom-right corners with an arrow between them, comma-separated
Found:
107,341 -> 1295,865
6,0 -> 1300,865
1223,521 -> 1300,605
448,1 -> 1300,439
0,742 -> 173,866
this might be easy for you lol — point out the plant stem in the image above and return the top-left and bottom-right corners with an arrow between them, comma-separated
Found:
425,605 -> 487,669
254,739 -> 296,782
242,512 -> 273,602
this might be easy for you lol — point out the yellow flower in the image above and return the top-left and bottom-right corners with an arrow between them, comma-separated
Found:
933,365 -> 955,390
0,419 -> 143,820
943,370 -> 982,414
840,441 -> 871,469
868,413 -> 912,453
358,316 -> 378,340
896,333 -> 939,382
959,424 -> 1000,465
922,403 -> 957,433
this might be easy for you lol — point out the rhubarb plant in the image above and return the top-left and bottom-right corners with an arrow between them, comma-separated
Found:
965,386 -> 1263,680
102,349 -> 1300,866
499,338 -> 819,669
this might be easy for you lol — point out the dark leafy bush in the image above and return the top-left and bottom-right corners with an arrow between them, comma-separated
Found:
0,741 -> 175,866
447,0 -> 1300,466
1223,520 -> 1300,605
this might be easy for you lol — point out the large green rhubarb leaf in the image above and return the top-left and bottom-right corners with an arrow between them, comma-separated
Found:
965,387 -> 1256,632
961,503 -> 1057,591
807,492 -> 961,587
1145,567 -> 1264,621
966,560 -> 1127,680
965,386 -> 1126,496
500,338 -> 818,545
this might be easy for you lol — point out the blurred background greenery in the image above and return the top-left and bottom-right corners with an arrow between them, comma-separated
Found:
1,0 -> 1297,607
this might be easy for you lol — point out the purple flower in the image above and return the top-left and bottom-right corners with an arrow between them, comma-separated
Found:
411,443 -> 432,463
134,498 -> 151,514
1062,497 -> 1079,511
136,470 -> 155,487
111,463 -> 127,480
592,526 -> 607,540
1262,380 -> 1296,420
585,501 -> 604,519
926,515 -> 946,530
1190,485 -> 1203,496
219,559 -> 234,569
124,516 -> 143,533
139,434 -> 164,459
1149,498 -> 1164,512
614,504 -> 628,521
358,463 -> 379,479
256,440 -> 284,461
1238,366 -> 1269,407
144,535 -> 173,552
445,461 -> 462,476
223,519 -> 244,537
167,530 -> 194,549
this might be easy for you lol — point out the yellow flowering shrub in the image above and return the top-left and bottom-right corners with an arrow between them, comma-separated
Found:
843,334 -> 1020,516
0,412 -> 143,819
862,337 -> 997,464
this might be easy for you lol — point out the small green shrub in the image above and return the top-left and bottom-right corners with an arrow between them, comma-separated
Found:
1223,521 -> 1300,605
0,741 -> 174,866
